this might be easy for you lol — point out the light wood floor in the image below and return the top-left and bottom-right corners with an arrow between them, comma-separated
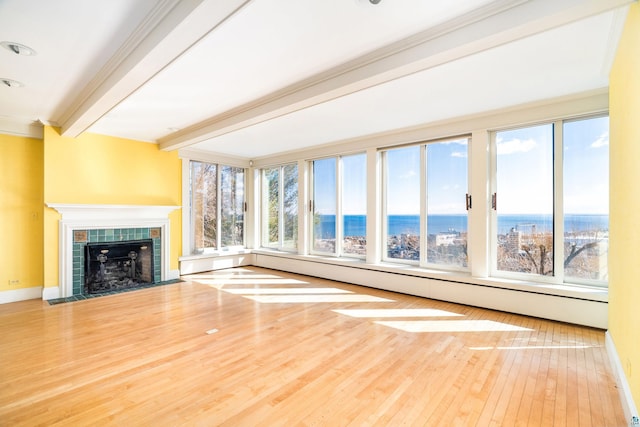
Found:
0,267 -> 625,426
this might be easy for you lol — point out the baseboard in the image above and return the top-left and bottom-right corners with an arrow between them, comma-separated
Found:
180,253 -> 254,275
42,286 -> 61,301
605,331 -> 639,426
167,269 -> 181,281
0,286 -> 43,304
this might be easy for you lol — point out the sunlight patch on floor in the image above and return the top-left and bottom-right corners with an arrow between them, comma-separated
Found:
333,308 -> 464,318
469,344 -> 594,350
223,287 -> 353,295
194,278 -> 309,288
244,294 -> 395,303
375,319 -> 532,333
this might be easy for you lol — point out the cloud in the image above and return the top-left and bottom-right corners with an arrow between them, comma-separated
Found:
497,137 -> 537,155
591,132 -> 609,148
399,169 -> 417,179
451,151 -> 467,158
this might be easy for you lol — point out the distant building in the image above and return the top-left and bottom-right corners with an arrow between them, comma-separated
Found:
506,228 -> 521,253
436,233 -> 457,246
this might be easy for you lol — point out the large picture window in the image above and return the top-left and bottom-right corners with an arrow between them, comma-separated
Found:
494,124 -> 554,276
491,115 -> 609,285
383,138 -> 469,269
190,161 -> 245,253
310,154 -> 366,257
562,116 -> 609,282
262,164 -> 298,251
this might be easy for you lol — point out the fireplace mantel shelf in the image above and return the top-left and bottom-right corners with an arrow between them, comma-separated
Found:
47,204 -> 180,221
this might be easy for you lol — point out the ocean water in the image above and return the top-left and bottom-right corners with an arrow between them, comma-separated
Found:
315,214 -> 608,238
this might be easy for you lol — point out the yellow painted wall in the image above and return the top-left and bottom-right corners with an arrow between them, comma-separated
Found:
0,134 -> 44,291
609,2 -> 640,411
42,126 -> 182,288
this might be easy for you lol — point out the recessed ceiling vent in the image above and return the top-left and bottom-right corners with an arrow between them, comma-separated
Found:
1,41 -> 37,56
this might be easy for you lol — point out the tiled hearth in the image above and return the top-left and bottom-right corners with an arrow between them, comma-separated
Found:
45,204 -> 180,300
72,227 -> 161,296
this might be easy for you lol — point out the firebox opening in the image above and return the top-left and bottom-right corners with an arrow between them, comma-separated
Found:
85,239 -> 154,294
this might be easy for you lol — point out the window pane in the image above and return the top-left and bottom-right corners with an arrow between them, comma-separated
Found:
313,158 -> 336,253
426,139 -> 468,268
385,146 -> 420,261
496,124 -> 554,276
262,168 -> 279,248
282,164 -> 298,250
342,154 -> 367,256
220,166 -> 244,247
563,116 -> 609,282
191,161 -> 217,252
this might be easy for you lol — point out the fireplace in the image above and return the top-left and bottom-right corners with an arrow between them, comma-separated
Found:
45,204 -> 180,300
85,239 -> 154,294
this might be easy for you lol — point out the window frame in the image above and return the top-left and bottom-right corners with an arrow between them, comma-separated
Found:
260,163 -> 298,252
189,159 -> 246,255
309,153 -> 367,259
489,115 -> 609,287
380,137 -> 471,272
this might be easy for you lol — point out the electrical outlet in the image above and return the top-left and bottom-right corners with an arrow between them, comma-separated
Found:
632,415 -> 639,426
8,279 -> 19,286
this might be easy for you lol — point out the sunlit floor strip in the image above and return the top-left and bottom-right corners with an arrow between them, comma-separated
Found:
375,320 -> 532,333
333,308 -> 464,318
244,294 -> 394,303
470,344 -> 594,350
223,288 -> 353,295
195,278 -> 309,287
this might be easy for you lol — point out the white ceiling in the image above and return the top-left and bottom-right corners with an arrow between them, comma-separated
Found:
0,0 -> 631,160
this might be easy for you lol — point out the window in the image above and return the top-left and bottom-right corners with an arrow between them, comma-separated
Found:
383,138 -> 469,269
491,116 -> 608,285
190,161 -> 245,253
493,124 -> 554,276
191,161 -> 217,251
342,154 -> 367,256
262,164 -> 298,251
426,140 -> 468,268
384,146 -> 421,261
563,116 -> 609,282
310,154 -> 366,257
312,158 -> 337,254
220,166 -> 245,247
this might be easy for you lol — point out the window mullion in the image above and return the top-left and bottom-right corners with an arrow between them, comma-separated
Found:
554,121 -> 564,283
420,145 -> 428,267
216,166 -> 222,250
278,167 -> 285,250
336,157 -> 343,257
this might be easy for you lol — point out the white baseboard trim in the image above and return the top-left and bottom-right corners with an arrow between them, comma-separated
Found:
0,286 -> 43,304
180,253 -> 255,275
605,331 -> 639,426
167,269 -> 181,281
42,286 -> 61,301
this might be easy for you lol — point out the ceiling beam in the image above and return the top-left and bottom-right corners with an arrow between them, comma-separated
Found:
158,0 -> 632,152
57,0 -> 251,138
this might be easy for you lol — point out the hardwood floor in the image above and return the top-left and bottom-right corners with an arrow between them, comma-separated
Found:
0,267 -> 625,426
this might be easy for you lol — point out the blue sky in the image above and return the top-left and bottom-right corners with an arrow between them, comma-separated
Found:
313,115 -> 608,216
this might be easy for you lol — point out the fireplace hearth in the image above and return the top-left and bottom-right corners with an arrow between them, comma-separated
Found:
85,239 -> 154,294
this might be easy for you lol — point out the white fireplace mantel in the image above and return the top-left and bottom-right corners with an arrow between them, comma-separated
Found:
47,203 -> 180,222
45,203 -> 181,299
